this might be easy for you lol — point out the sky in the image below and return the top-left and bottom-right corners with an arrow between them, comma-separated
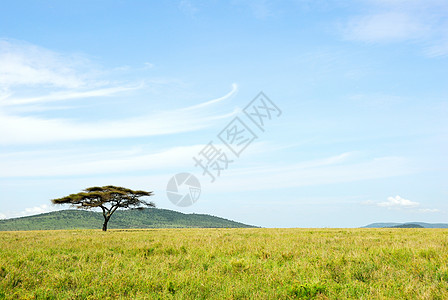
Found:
0,0 -> 447,227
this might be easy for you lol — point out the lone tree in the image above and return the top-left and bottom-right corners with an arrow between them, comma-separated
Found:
52,186 -> 155,231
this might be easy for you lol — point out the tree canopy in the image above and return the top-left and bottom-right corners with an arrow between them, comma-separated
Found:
52,186 -> 155,231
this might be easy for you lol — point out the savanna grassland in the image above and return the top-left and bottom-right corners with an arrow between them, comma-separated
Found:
0,228 -> 447,299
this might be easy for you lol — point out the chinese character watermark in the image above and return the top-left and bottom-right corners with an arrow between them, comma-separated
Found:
218,117 -> 257,157
243,92 -> 282,131
193,142 -> 233,182
167,91 -> 281,206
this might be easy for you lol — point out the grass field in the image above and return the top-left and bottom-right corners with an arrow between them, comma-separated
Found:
0,228 -> 447,299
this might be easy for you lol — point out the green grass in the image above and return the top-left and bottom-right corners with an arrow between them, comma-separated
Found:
0,228 -> 447,299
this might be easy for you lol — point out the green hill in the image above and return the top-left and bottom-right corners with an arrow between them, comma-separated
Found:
0,209 -> 257,231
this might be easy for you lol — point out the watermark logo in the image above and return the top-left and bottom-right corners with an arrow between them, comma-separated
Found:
166,173 -> 201,207
167,91 -> 281,207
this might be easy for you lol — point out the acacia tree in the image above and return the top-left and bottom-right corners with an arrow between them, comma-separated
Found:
52,186 -> 155,231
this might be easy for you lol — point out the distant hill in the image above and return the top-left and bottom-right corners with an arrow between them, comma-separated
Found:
0,209 -> 257,231
389,224 -> 424,228
364,222 -> 448,229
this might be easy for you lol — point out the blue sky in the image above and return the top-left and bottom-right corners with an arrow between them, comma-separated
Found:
0,0 -> 447,227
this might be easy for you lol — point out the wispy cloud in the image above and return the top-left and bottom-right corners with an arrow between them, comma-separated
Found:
344,12 -> 428,43
143,62 -> 154,69
0,145 -> 203,177
341,1 -> 448,57
0,103 -> 237,145
1,84 -> 143,106
425,38 -> 448,57
178,0 -> 199,16
231,0 -> 275,19
0,40 -> 239,145
349,93 -> 404,109
204,154 -> 416,192
418,208 -> 441,213
248,0 -> 274,19
184,83 -> 238,110
0,38 -> 132,110
0,139 -> 272,178
0,39 -> 89,89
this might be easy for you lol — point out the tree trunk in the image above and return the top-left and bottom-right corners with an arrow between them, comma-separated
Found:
102,216 -> 110,231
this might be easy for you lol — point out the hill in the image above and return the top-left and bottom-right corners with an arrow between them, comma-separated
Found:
363,222 -> 448,228
389,223 -> 424,228
0,209 -> 257,231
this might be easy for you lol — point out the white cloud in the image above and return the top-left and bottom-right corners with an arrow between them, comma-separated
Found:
23,204 -> 52,215
418,208 -> 440,213
0,147 -> 411,190
0,40 -> 239,145
248,0 -> 274,19
1,84 -> 143,106
0,204 -> 56,220
183,83 -> 238,110
341,1 -> 448,57
425,38 -> 448,57
0,39 -> 88,89
0,145 -> 203,177
0,139 -> 272,178
350,93 -> 404,108
232,0 -> 274,19
143,62 -> 154,69
378,195 -> 419,207
344,12 -> 428,43
0,93 -> 238,145
366,0 -> 448,10
179,0 -> 199,16
364,195 -> 441,213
